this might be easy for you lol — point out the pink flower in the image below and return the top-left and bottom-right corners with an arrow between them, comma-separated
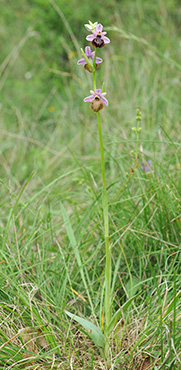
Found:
86,23 -> 110,48
84,89 -> 108,112
77,46 -> 103,72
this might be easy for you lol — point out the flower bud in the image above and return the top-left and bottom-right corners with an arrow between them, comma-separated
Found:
136,108 -> 141,117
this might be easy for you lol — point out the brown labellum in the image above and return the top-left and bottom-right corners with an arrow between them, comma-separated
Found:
90,96 -> 104,113
91,35 -> 105,48
84,63 -> 99,72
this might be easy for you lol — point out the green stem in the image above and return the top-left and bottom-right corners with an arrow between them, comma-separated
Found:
135,110 -> 141,164
93,49 -> 97,90
135,120 -> 139,164
93,71 -> 96,90
91,54 -> 111,357
97,111 -> 111,332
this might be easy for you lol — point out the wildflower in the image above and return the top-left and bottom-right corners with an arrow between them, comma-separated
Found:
84,89 -> 108,113
141,159 -> 151,173
86,23 -> 110,48
77,46 -> 103,72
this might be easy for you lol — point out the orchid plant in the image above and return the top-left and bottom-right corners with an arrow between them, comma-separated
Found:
64,20 -> 137,360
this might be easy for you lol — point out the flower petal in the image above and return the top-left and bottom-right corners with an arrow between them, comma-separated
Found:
96,24 -> 103,33
95,57 -> 103,64
86,34 -> 95,41
101,96 -> 108,106
103,36 -> 110,44
92,29 -> 98,36
77,58 -> 87,65
95,89 -> 102,94
84,94 -> 95,102
85,46 -> 92,56
84,23 -> 92,31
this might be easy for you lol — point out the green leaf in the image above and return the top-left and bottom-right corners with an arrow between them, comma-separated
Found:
125,276 -> 139,298
65,310 -> 105,348
105,292 -> 141,335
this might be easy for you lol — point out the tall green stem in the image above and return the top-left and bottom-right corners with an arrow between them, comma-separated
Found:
97,111 -> 111,333
93,49 -> 97,90
93,71 -> 96,90
92,57 -> 111,354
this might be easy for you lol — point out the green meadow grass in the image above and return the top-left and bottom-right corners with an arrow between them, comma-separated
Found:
0,0 -> 180,369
